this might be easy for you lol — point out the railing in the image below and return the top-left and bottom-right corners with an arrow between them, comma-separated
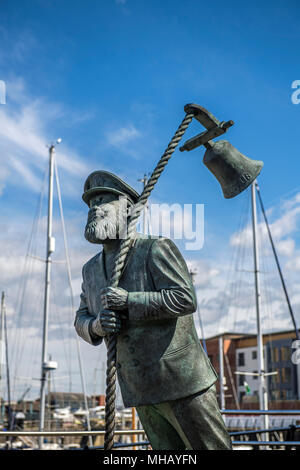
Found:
222,410 -> 300,449
221,409 -> 300,415
1,410 -> 300,450
0,429 -> 146,437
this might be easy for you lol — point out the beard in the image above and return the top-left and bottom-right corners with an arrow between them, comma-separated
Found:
84,204 -> 127,244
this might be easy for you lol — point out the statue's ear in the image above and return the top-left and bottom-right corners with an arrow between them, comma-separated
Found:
126,201 -> 135,218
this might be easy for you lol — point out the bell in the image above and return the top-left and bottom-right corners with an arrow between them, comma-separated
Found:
203,140 -> 263,199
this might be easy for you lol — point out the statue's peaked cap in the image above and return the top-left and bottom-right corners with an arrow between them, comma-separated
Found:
82,170 -> 140,205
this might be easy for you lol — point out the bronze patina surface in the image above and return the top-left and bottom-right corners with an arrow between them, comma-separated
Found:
74,170 -> 232,450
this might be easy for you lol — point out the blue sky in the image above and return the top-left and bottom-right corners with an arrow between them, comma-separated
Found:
1,0 -> 300,399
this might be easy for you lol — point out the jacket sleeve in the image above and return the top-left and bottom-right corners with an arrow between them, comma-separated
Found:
74,265 -> 104,346
127,237 -> 197,321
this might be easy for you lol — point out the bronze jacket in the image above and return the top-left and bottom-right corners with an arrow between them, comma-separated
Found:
74,234 -> 217,407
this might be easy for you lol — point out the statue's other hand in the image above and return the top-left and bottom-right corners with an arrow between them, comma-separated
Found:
100,287 -> 128,311
99,309 -> 123,335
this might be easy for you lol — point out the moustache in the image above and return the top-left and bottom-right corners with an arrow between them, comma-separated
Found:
84,207 -> 120,243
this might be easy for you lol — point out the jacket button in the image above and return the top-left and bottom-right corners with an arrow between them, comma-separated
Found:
129,346 -> 135,354
133,359 -> 139,367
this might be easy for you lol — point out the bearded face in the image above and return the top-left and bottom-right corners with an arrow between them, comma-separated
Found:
84,196 -> 128,244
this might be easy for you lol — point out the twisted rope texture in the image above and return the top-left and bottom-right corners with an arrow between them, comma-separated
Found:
104,112 -> 194,450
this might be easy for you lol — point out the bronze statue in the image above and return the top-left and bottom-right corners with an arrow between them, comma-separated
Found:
74,170 -> 232,450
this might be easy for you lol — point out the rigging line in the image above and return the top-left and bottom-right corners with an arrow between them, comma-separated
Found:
258,216 -> 277,397
231,188 -> 251,332
3,294 -> 13,430
14,164 -> 48,321
52,270 -> 73,391
265,185 -> 300,210
11,270 -> 45,401
54,156 -> 92,446
255,183 -> 299,341
53,170 -> 75,391
218,188 -> 249,334
51,278 -> 72,392
258,218 -> 275,363
11,165 -> 48,389
239,191 -> 253,334
16,287 -> 44,398
232,223 -> 247,331
14,182 -> 49,389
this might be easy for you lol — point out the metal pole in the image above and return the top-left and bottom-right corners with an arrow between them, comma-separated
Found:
219,336 -> 225,410
39,144 -> 55,447
3,292 -> 13,448
224,353 -> 240,409
255,182 -> 299,341
251,182 -> 268,432
0,293 -> 4,424
53,158 -> 93,447
0,292 -> 4,382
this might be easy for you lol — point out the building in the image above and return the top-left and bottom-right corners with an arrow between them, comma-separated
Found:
266,332 -> 299,401
234,334 -> 267,404
205,329 -> 300,409
205,332 -> 247,410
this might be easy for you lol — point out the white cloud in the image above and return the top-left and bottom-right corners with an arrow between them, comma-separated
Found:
105,123 -> 145,160
276,238 -> 295,257
230,191 -> 300,256
106,124 -> 141,146
0,79 -> 91,196
1,80 -> 300,399
285,255 -> 300,272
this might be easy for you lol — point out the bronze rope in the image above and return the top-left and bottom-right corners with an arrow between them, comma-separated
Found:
104,112 -> 194,450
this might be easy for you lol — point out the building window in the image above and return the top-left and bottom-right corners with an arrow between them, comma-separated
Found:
239,375 -> 244,386
253,370 -> 258,380
252,350 -> 257,360
281,347 -> 289,362
271,390 -> 280,401
238,352 -> 245,366
281,367 -> 291,384
272,347 -> 280,363
270,373 -> 277,386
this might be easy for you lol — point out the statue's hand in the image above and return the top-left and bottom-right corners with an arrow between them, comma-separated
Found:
100,287 -> 128,311
99,309 -> 124,335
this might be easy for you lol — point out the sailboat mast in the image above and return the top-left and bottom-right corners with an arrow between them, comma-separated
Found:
218,336 -> 225,410
39,144 -> 55,442
251,182 -> 268,429
0,292 -> 4,382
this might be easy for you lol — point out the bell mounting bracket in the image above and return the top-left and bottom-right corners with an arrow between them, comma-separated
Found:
179,103 -> 234,152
